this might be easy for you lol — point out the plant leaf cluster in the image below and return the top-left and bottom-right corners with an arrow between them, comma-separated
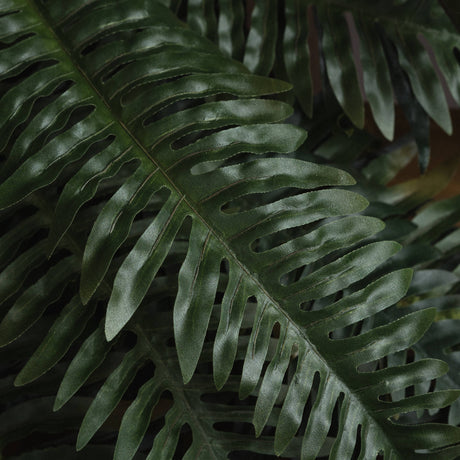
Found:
0,0 -> 460,459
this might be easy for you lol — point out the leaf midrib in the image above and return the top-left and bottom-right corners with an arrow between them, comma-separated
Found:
29,0 -> 402,455
25,156 -> 223,457
134,325 -> 222,460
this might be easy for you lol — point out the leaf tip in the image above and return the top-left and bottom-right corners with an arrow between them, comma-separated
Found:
79,283 -> 93,306
380,123 -> 395,142
423,306 -> 437,323
54,381 -> 74,411
355,193 -> 369,211
238,385 -> 252,401
76,428 -> 92,452
346,174 -> 358,186
254,423 -> 264,438
273,78 -> 293,94
213,374 -> 226,392
399,267 -> 414,288
53,397 -> 64,412
75,438 -> 87,452
391,240 -> 403,253
104,319 -> 119,342
274,438 -> 287,457
13,373 -> 26,387
180,359 -> 196,385
433,358 -> 449,377
296,129 -> 308,149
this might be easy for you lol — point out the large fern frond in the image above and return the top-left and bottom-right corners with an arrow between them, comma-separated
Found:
305,121 -> 460,428
380,195 -> 460,426
330,130 -> 460,428
1,0 -> 460,458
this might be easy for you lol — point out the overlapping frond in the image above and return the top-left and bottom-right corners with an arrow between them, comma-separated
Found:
377,195 -> 460,426
0,0 -> 459,459
178,0 -> 460,169
0,192 -> 103,455
307,123 -> 460,428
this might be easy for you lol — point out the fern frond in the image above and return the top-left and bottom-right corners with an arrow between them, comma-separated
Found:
180,0 -> 460,169
1,0 -> 459,459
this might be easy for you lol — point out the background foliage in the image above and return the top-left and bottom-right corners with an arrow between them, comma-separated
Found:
1,0 -> 460,459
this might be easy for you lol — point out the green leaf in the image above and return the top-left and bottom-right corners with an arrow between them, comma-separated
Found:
0,1 -> 459,459
284,0 -> 313,117
183,0 -> 460,168
0,256 -> 78,347
392,31 -> 452,135
15,297 -> 95,386
54,324 -> 113,411
243,0 -> 278,75
174,219 -> 222,383
355,14 -> 395,140
105,193 -> 187,340
76,344 -> 146,450
318,5 -> 365,129
114,378 -> 164,460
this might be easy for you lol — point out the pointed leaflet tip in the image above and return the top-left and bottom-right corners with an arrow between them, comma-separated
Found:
105,294 -> 123,342
254,422 -> 264,439
13,373 -> 26,387
105,315 -> 120,342
213,363 -> 228,391
79,275 -> 94,306
214,377 -> 225,392
76,432 -> 88,452
270,78 -> 293,94
53,397 -> 63,412
179,357 -> 196,385
398,268 -> 414,295
379,116 -> 395,142
294,128 -> 308,150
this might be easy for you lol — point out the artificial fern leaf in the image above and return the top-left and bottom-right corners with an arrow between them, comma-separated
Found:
354,13 -> 395,140
1,0 -> 460,459
283,1 -> 314,118
76,342 -> 147,450
396,296 -> 460,425
0,255 -> 79,346
312,114 -> 460,448
54,322 -> 114,411
316,3 -> 365,129
14,296 -> 95,386
179,0 -> 460,170
243,0 -> 278,76
407,195 -> 460,244
114,377 -> 163,460
376,194 -> 460,426
307,123 -> 460,413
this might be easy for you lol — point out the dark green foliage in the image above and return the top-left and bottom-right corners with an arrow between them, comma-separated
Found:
182,0 -> 460,169
0,0 -> 460,459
